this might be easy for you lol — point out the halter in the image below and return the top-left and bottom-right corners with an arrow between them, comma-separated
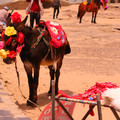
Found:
100,0 -> 108,10
0,26 -> 25,59
0,12 -> 25,59
101,0 -> 107,3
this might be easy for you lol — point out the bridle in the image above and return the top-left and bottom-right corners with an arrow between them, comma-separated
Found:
100,0 -> 108,9
1,27 -> 25,59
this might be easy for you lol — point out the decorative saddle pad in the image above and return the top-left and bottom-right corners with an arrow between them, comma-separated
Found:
82,1 -> 92,12
45,21 -> 67,48
83,1 -> 88,5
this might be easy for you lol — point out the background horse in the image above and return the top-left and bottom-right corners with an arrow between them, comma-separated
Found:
77,0 -> 108,23
1,14 -> 71,105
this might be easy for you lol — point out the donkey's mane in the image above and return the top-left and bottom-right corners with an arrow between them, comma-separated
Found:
25,26 -> 32,31
22,25 -> 41,46
22,26 -> 33,34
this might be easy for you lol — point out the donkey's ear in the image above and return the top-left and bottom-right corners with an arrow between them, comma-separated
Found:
6,13 -> 11,26
16,15 -> 28,31
6,10 -> 14,26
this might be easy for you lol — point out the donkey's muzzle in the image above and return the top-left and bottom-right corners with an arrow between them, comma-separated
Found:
3,57 -> 15,64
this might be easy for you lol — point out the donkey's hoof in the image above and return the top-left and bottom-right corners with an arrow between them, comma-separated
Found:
47,91 -> 58,97
27,100 -> 37,107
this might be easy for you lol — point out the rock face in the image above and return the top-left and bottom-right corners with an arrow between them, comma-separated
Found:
0,0 -> 70,10
0,0 -> 24,5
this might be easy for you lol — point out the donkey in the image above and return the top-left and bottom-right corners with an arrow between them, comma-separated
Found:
1,14 -> 71,105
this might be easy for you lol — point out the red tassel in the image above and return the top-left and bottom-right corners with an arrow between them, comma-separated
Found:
1,30 -> 5,40
89,104 -> 95,116
5,37 -> 12,45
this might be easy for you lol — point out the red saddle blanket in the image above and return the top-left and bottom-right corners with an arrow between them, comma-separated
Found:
58,82 -> 119,116
83,1 -> 92,12
58,82 -> 119,101
45,21 -> 67,48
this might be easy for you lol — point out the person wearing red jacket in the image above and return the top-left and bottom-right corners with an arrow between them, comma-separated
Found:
26,0 -> 44,28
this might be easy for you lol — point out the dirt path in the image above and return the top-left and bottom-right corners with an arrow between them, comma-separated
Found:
0,3 -> 120,120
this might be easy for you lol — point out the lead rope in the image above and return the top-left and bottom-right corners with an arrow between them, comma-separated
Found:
14,58 -> 42,112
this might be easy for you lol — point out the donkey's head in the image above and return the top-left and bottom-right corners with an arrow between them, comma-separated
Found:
100,0 -> 108,10
1,12 -> 28,64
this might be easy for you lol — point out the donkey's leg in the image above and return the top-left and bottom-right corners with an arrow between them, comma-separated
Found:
32,65 -> 40,102
91,12 -> 94,23
23,64 -> 34,105
55,59 -> 63,94
24,63 -> 39,105
94,11 -> 98,23
80,16 -> 82,23
80,10 -> 86,23
48,65 -> 55,96
48,59 -> 62,96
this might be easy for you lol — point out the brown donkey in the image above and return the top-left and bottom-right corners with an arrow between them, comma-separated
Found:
1,13 -> 71,105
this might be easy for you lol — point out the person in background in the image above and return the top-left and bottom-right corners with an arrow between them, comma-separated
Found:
26,0 -> 44,28
0,6 -> 9,26
52,0 -> 61,19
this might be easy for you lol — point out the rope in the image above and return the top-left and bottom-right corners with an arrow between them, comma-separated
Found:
14,59 -> 42,112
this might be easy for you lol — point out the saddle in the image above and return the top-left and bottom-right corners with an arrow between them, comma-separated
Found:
35,20 -> 71,54
36,20 -> 67,48
83,1 -> 92,12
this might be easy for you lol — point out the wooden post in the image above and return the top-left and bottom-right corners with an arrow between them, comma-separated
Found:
55,98 -> 74,120
52,79 -> 55,120
96,94 -> 102,120
82,105 -> 95,120
51,46 -> 56,120
110,107 -> 120,120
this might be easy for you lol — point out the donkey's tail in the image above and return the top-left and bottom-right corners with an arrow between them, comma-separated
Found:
64,41 -> 71,55
77,7 -> 80,18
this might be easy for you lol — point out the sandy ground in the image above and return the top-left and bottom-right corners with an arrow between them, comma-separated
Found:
0,3 -> 120,120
